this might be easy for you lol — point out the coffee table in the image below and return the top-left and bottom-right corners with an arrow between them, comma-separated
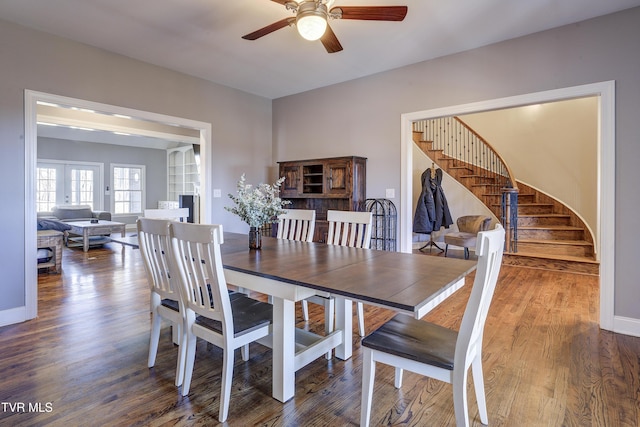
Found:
64,220 -> 126,252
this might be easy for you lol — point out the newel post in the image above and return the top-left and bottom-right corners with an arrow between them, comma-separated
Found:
501,188 -> 518,253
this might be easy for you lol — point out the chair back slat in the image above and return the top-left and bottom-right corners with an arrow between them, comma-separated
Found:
326,210 -> 372,248
137,218 -> 179,301
170,222 -> 232,335
277,209 -> 316,243
456,224 -> 505,363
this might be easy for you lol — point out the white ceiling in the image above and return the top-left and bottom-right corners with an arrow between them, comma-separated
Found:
2,0 -> 640,100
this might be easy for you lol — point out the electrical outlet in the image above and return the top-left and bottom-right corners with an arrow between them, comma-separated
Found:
385,188 -> 395,198
213,189 -> 222,198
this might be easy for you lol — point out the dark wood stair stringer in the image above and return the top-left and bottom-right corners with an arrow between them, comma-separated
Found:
413,130 -> 599,275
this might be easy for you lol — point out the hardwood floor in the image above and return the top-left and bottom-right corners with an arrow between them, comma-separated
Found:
1,242 -> 639,426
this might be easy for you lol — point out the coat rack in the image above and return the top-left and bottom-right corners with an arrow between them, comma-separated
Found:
418,229 -> 443,252
418,162 -> 444,253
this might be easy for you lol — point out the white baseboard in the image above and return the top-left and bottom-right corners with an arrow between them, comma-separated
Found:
0,306 -> 27,328
613,316 -> 640,337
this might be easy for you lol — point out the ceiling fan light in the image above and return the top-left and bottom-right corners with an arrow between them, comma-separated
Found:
297,14 -> 327,41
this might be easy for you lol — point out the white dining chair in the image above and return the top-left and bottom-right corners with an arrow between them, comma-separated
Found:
169,222 -> 273,423
276,209 -> 326,322
360,224 -> 505,427
326,210 -> 373,337
277,209 -> 316,243
137,218 -> 185,387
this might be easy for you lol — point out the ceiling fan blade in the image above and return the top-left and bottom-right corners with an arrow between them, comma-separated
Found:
242,18 -> 293,40
321,24 -> 343,53
270,0 -> 289,5
332,6 -> 408,21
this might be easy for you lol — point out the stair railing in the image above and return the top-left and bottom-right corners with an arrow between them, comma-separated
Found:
413,116 -> 518,252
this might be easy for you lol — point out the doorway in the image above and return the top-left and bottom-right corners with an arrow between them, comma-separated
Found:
37,160 -> 104,211
25,90 -> 212,320
400,81 -> 615,330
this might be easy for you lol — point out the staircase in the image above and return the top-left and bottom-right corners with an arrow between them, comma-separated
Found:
413,117 -> 599,276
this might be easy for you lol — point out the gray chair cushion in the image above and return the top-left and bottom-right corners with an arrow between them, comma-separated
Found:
362,314 -> 457,370
444,216 -> 492,248
161,299 -> 180,312
195,295 -> 272,338
444,232 -> 477,248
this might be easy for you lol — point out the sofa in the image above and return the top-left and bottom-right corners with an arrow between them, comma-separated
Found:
51,205 -> 111,222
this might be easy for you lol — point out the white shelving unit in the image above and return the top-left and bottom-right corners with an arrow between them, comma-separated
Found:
167,146 -> 199,201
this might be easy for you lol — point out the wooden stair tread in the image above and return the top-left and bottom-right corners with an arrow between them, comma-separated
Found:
506,251 -> 599,264
517,238 -> 592,246
492,202 -> 553,207
518,225 -> 582,230
518,226 -> 584,233
518,213 -> 570,218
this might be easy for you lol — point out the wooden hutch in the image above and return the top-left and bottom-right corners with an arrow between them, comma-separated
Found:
278,156 -> 367,242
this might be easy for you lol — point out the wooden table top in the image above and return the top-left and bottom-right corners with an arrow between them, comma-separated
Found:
221,232 -> 477,313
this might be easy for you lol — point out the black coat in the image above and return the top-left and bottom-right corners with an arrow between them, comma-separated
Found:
413,168 -> 453,234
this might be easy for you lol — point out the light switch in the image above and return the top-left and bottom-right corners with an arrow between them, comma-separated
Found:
213,189 -> 222,198
385,188 -> 395,198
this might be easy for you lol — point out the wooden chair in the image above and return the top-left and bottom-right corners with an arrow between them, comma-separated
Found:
137,218 -> 185,387
276,209 -> 323,322
360,224 -> 505,427
444,215 -> 492,259
169,222 -> 273,423
326,210 -> 373,337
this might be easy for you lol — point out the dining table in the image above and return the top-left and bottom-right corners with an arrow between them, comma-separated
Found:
219,232 -> 477,403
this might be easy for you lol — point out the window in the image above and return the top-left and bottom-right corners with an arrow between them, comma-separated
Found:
36,167 -> 57,212
112,164 -> 145,215
70,168 -> 94,206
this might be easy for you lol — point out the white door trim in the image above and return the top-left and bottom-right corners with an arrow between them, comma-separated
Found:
400,81 -> 615,331
24,90 -> 212,320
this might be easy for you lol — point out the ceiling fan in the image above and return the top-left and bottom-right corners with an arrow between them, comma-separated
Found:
242,1 -> 408,53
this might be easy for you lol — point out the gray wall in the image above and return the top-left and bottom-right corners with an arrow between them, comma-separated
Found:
2,8 -> 639,324
38,137 -> 168,226
273,8 -> 640,320
0,18 -> 272,313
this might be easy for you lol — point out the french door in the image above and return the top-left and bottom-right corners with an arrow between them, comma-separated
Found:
37,160 -> 103,212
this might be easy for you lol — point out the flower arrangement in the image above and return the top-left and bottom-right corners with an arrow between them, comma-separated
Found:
225,174 -> 291,228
